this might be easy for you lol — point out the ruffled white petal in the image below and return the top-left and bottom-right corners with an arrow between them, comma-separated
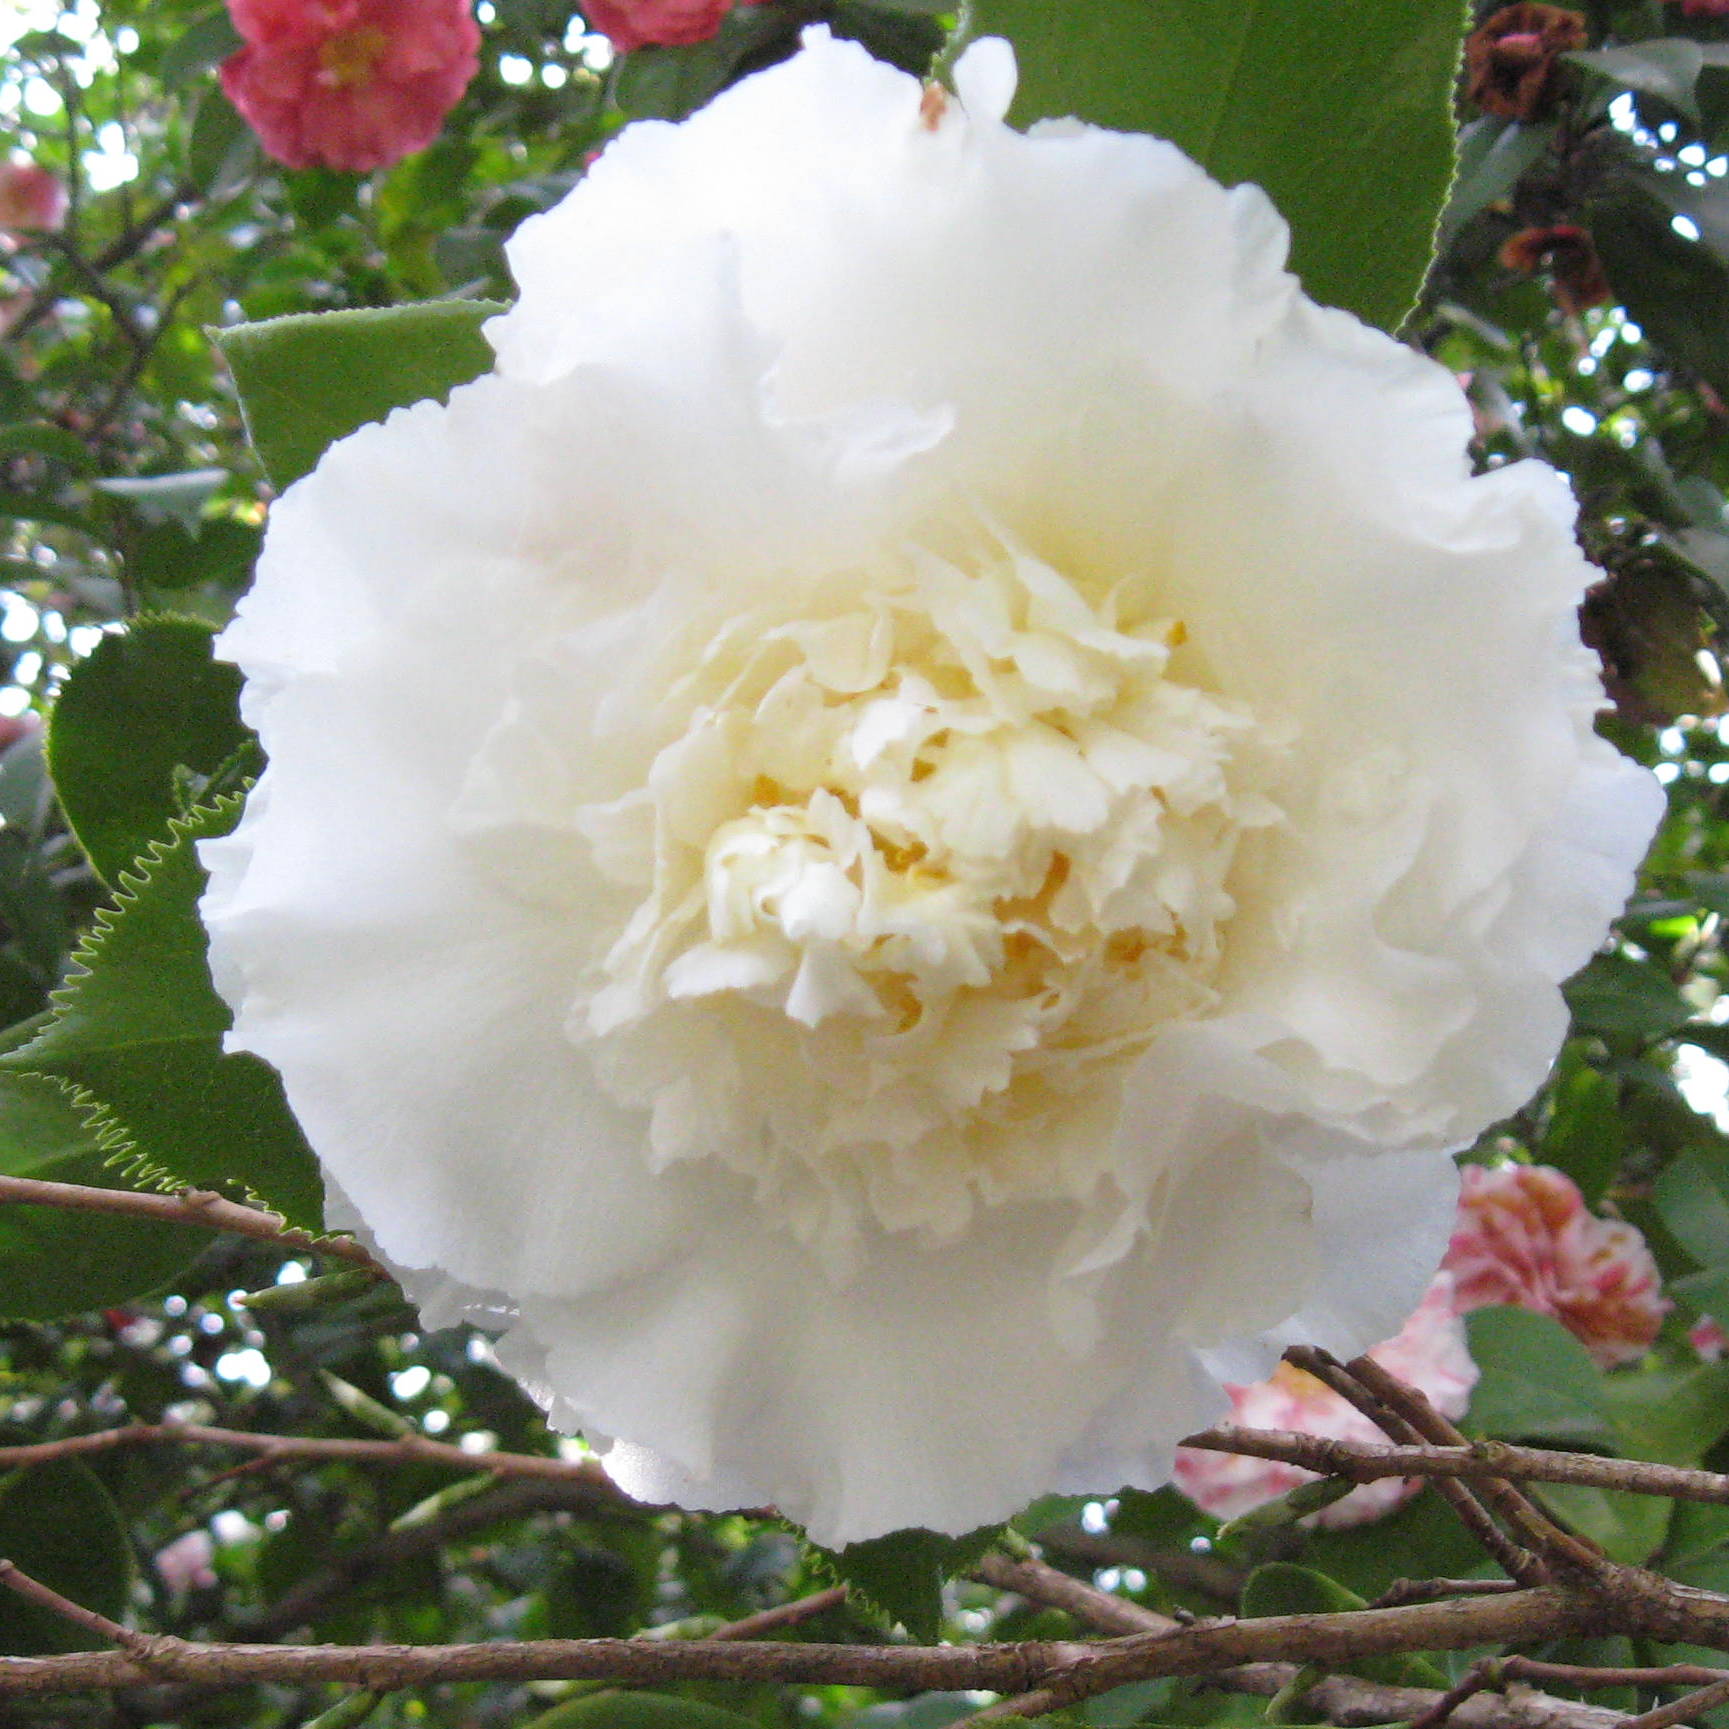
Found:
201,27 -> 1659,1545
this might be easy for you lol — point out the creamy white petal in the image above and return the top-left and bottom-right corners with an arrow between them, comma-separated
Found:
203,28 -> 1659,1545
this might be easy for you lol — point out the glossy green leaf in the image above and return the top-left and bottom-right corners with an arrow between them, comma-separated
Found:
0,799 -> 323,1228
810,1524 -> 1001,1642
1569,41 -> 1709,119
1654,1145 -> 1729,1270
519,1693 -> 767,1729
217,299 -> 505,490
93,468 -> 226,529
0,1460 -> 132,1654
1563,950 -> 1694,1040
966,0 -> 1468,329
47,614 -> 257,887
1240,1564 -> 1446,1687
1534,1482 -> 1672,1565
157,6 -> 244,85
1464,1307 -> 1612,1444
1591,184 -> 1729,400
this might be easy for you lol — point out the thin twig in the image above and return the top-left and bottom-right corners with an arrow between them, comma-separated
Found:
1283,1347 -> 1546,1585
1622,1677 -> 1729,1729
1181,1428 -> 1729,1507
710,1588 -> 850,1642
1408,1659 -> 1504,1729
0,1560 -> 179,1666
1502,1660 -> 1729,1691
1344,1353 -> 1607,1578
0,1174 -> 385,1275
1371,1580 -> 1528,1609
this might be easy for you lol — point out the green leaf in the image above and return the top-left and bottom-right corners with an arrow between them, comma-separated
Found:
48,615 -> 257,887
157,6 -> 245,85
132,515 -> 262,593
0,799 -> 323,1228
809,1524 -> 1002,1642
0,1145 -> 208,1318
1533,1482 -> 1672,1565
1240,1564 -> 1446,1687
1590,183 -> 1729,400
1597,1361 -> 1729,1465
1654,1145 -> 1729,1270
966,0 -> 1468,329
93,468 -> 226,529
185,86 -> 257,196
0,423 -> 98,473
0,1460 -> 132,1654
1569,41 -> 1707,118
1563,950 -> 1694,1040
1464,1307 -> 1612,1445
217,299 -> 506,490
1436,118 -> 1553,250
519,1693 -> 767,1729
1539,1057 -> 1628,1204
0,830 -> 68,986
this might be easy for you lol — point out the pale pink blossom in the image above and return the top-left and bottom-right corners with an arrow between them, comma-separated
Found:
1174,1275 -> 1478,1529
220,0 -> 480,173
1444,1163 -> 1667,1367
1691,1316 -> 1727,1361
0,162 -> 67,233
581,0 -> 765,52
154,1529 -> 217,1593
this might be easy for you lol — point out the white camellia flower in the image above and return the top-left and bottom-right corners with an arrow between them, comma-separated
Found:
201,30 -> 1662,1545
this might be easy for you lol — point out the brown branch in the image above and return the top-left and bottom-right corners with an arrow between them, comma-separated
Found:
1623,1677 -> 1729,1729
0,1571 -> 1722,1703
1283,1347 -> 1546,1585
975,1552 -> 1626,1729
1181,1428 -> 1729,1507
0,1175 -> 385,1274
1343,1352 -> 1607,1578
0,1561 -> 163,1661
0,1421 -> 622,1490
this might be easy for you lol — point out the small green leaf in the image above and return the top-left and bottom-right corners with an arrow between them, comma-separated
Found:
809,1524 -> 1002,1642
157,6 -> 244,85
132,515 -> 262,593
185,85 -> 256,195
518,1695 -> 766,1729
0,424 -> 98,473
0,799 -> 323,1228
1533,1482 -> 1672,1565
1437,118 -> 1553,250
93,468 -> 226,529
1570,41 -> 1706,118
0,1460 -> 132,1654
1655,1146 -> 1729,1271
967,0 -> 1468,329
1539,1057 -> 1628,1204
217,299 -> 505,490
48,615 -> 257,887
1241,1565 -> 1446,1687
0,1145 -> 208,1319
1563,950 -> 1694,1040
1590,183 -> 1729,400
1464,1306 -> 1612,1444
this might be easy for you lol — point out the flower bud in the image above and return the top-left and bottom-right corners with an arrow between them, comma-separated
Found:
1465,4 -> 1588,121
0,161 -> 67,233
581,0 -> 766,52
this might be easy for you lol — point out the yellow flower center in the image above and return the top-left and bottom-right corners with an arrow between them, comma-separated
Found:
572,518 -> 1284,1262
316,25 -> 388,90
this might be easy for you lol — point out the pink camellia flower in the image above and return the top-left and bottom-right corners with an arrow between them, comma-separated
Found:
1174,1275 -> 1478,1529
0,161 -> 67,233
1677,1 -> 1729,18
580,0 -> 764,52
154,1529 -> 218,1593
220,0 -> 481,174
1691,1316 -> 1727,1360
1444,1163 -> 1668,1367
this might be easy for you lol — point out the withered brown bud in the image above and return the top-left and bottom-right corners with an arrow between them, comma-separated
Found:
1498,222 -> 1612,314
1465,4 -> 1588,121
